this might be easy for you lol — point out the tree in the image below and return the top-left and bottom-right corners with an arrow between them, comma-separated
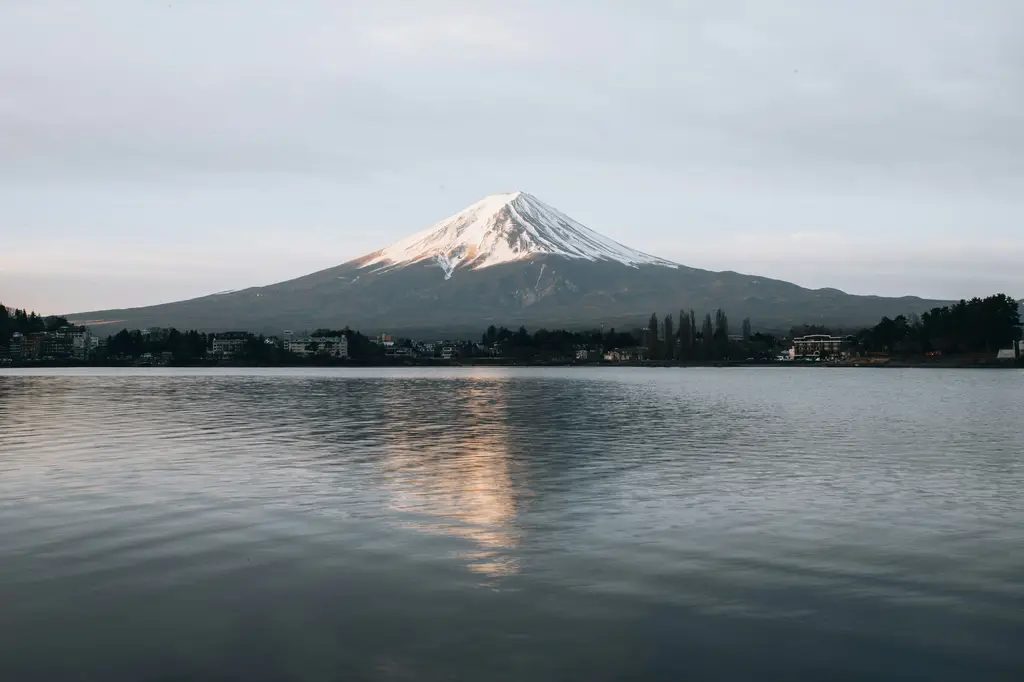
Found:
713,309 -> 729,359
700,313 -> 714,357
689,310 -> 697,356
663,315 -> 674,361
678,309 -> 692,360
646,313 -> 660,360
483,325 -> 498,347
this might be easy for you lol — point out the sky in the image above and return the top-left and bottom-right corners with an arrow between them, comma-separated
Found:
2,0 -> 1022,314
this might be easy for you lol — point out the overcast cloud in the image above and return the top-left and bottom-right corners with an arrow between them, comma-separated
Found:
2,0 -> 1022,313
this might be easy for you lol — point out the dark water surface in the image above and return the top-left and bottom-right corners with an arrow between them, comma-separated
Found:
2,367 -> 1022,681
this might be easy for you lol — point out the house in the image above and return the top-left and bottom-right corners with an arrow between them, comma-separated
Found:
441,346 -> 455,360
995,341 -> 1020,360
575,349 -> 590,361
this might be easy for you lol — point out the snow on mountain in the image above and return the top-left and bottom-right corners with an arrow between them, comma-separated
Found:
360,192 -> 677,278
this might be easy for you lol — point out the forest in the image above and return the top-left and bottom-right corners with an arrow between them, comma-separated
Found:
854,294 -> 1020,355
0,304 -> 68,346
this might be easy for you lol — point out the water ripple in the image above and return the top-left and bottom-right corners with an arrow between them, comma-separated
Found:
1,367 -> 1022,681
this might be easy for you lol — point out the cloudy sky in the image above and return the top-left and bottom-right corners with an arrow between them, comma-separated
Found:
2,0 -> 1021,314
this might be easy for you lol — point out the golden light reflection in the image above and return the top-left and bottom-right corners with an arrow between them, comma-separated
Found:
380,381 -> 525,579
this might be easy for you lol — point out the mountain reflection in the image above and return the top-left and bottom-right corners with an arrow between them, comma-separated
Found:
379,380 -> 524,578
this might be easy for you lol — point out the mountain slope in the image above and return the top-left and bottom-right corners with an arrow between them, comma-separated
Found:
70,192 -> 950,335
359,192 -> 676,276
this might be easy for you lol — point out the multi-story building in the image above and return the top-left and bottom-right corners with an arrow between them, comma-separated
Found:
792,334 -> 847,359
21,333 -> 45,360
62,326 -> 92,360
8,332 -> 24,360
40,334 -> 72,359
310,336 -> 349,358
211,332 -> 249,358
283,338 -> 313,356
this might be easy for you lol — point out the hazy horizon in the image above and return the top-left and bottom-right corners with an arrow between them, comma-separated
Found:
3,1 -> 1022,314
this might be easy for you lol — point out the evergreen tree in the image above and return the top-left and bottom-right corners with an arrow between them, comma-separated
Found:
647,313 -> 659,360
663,315 -> 674,361
483,325 -> 498,347
701,313 -> 714,357
713,309 -> 730,359
678,309 -> 691,360
689,310 -> 697,355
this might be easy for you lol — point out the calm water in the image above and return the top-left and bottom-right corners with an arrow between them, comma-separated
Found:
1,367 -> 1022,681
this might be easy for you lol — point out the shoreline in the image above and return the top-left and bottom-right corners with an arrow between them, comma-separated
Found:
2,358 -> 1020,370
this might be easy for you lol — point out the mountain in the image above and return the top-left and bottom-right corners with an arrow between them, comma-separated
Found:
70,192 -> 948,336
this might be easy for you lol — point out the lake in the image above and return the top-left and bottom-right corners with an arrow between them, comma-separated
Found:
1,367 -> 1022,681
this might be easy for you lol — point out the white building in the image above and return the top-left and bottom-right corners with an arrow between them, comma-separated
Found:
211,334 -> 248,358
792,334 -> 846,358
311,336 -> 349,358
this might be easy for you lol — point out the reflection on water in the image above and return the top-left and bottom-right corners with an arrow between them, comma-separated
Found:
1,367 -> 1023,681
382,382 -> 524,578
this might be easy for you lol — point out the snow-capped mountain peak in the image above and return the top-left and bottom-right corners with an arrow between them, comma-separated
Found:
359,192 -> 677,278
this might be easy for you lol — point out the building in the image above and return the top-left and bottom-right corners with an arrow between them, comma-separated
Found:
63,326 -> 92,360
284,335 -> 348,358
8,333 -> 24,360
996,341 -> 1021,360
441,346 -> 455,360
40,333 -> 72,359
283,338 -> 313,356
310,336 -> 349,358
792,334 -> 847,359
211,332 -> 249,358
21,333 -> 45,360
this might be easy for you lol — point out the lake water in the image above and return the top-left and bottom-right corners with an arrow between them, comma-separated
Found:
1,367 -> 1022,681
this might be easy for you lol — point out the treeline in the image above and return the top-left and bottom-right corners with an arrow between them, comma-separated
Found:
0,303 -> 69,345
480,310 -> 782,361
106,329 -> 216,361
102,327 -> 385,362
480,325 -> 636,358
856,294 -> 1020,355
643,309 -> 780,361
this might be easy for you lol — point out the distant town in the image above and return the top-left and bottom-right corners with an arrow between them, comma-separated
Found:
1,295 -> 1020,368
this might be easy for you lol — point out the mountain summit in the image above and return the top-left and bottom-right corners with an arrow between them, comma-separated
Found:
360,192 -> 676,279
70,193 -> 948,335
